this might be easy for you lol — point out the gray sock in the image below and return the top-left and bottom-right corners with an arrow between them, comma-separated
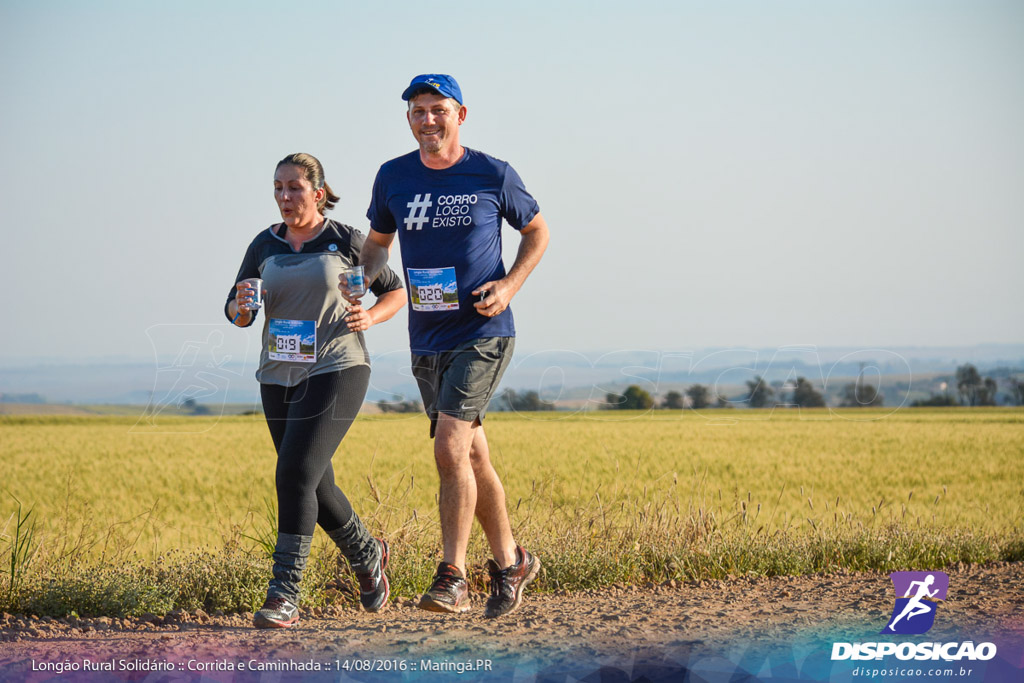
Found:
326,513 -> 379,573
266,532 -> 313,603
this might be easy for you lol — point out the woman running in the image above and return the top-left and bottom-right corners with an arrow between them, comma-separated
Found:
227,153 -> 406,628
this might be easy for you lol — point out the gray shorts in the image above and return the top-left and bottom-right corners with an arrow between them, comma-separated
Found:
411,337 -> 515,438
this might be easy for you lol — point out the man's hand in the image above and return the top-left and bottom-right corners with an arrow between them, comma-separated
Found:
472,280 -> 514,317
472,213 -> 549,318
345,304 -> 375,331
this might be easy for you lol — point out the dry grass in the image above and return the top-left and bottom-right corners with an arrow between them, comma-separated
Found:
1,408 -> 1021,616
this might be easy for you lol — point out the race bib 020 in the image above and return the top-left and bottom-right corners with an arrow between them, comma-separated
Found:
268,319 -> 316,363
407,267 -> 459,312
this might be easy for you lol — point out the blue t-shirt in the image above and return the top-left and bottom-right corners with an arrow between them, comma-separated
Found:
367,148 -> 540,355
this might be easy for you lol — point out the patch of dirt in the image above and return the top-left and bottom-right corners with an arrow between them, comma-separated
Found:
1,563 -> 1021,680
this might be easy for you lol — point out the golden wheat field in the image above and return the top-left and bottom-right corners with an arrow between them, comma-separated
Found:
2,408 -> 1021,560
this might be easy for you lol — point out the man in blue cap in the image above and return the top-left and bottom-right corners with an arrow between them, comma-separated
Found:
352,73 -> 549,618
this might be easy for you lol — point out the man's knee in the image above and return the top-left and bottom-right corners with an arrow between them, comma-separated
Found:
468,443 -> 493,475
434,451 -> 468,477
434,414 -> 476,471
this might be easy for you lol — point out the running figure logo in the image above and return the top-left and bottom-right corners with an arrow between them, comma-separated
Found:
404,193 -> 433,230
882,571 -> 949,635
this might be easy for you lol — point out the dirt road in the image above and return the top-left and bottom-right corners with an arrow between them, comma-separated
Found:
2,562 -> 1021,681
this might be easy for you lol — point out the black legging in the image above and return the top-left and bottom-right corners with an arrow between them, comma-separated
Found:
260,365 -> 370,535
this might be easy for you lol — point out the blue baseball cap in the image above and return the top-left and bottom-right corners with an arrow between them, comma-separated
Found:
401,74 -> 463,105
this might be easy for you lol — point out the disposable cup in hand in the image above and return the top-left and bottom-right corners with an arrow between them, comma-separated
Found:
242,278 -> 263,310
344,266 -> 366,297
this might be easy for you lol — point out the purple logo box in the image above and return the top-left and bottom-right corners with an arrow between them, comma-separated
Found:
891,571 -> 949,600
882,571 -> 949,635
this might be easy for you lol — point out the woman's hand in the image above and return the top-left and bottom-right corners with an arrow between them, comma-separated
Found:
346,288 -> 406,332
234,281 -> 259,312
338,272 -> 365,305
231,281 -> 261,326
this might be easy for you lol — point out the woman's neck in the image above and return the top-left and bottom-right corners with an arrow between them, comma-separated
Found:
285,215 -> 326,250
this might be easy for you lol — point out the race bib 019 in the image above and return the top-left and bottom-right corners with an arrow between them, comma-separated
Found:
407,267 -> 459,312
268,319 -> 316,362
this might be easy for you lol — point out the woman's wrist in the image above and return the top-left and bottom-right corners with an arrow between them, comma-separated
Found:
232,301 -> 252,326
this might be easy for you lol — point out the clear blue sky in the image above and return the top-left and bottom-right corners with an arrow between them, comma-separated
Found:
2,0 -> 1022,366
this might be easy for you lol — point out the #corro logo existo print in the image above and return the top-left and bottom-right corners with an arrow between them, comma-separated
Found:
831,571 -> 997,663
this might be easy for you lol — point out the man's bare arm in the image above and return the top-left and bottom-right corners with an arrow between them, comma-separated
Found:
362,229 -> 395,285
473,212 -> 550,317
341,229 -> 396,302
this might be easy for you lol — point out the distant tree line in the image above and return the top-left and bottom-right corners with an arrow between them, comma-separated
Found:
605,384 -> 732,410
494,389 -> 556,412
0,393 -> 47,404
377,395 -> 423,413
742,375 -> 835,408
490,362 -> 1023,413
604,374 -> 883,410
911,363 -> 1021,407
1008,378 -> 1024,406
180,397 -> 211,415
955,364 -> 997,406
605,385 -> 656,410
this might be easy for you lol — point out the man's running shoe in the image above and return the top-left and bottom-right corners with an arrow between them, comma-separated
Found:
354,538 -> 390,612
253,596 -> 300,628
418,562 -> 471,613
484,546 -> 540,618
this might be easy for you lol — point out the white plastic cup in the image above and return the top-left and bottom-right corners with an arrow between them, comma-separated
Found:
241,278 -> 263,311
